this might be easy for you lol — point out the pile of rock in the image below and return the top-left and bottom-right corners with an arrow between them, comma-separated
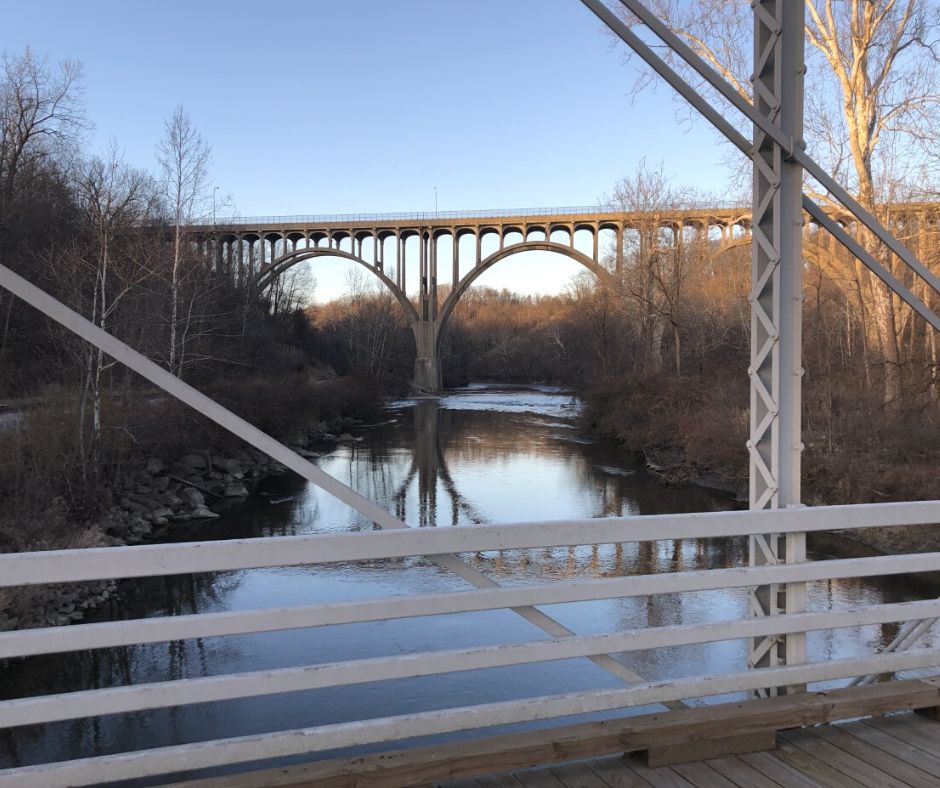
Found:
4,432 -> 341,637
2,579 -> 118,631
104,449 -> 288,544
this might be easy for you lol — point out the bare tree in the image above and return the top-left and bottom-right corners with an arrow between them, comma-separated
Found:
157,105 -> 211,377
610,160 -> 691,373
0,47 -> 84,219
0,47 -> 85,377
621,0 -> 940,403
59,145 -> 157,480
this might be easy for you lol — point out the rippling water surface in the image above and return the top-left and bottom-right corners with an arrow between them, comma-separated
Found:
1,385 -> 933,780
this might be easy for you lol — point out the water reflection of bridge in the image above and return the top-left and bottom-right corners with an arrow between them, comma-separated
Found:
387,398 -> 729,530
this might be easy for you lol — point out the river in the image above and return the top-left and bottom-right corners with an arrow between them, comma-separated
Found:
1,385 -> 934,780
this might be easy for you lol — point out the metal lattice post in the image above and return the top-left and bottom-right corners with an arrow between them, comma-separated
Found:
747,0 -> 806,693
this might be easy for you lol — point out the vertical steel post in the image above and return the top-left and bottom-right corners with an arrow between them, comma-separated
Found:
747,0 -> 806,694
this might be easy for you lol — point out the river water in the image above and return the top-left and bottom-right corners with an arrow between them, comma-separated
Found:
1,385 -> 934,779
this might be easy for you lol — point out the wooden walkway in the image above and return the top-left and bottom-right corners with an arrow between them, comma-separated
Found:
446,713 -> 940,788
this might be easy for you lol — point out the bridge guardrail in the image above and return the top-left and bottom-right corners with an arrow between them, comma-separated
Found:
189,198 -> 940,229
196,201 -> 754,227
1,499 -> 939,786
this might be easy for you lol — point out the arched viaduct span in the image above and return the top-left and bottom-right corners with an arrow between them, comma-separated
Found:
195,204 -> 758,391
195,201 -> 940,391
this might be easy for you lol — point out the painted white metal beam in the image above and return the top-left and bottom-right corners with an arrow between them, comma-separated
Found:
579,0 -> 940,333
746,0 -> 806,690
0,263 -> 656,693
2,500 -> 937,588
4,598 -> 939,729
3,549 -> 940,659
4,647 -> 940,788
613,0 -> 940,300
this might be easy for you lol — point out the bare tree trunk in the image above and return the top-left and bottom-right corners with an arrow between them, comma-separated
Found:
928,288 -> 940,404
650,316 -> 665,372
672,322 -> 681,377
169,223 -> 180,373
870,273 -> 902,405
0,292 -> 13,386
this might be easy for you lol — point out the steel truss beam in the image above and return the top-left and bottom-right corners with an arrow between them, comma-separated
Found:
747,0 -> 806,693
582,0 -> 940,694
0,262 -> 678,708
582,0 -> 940,332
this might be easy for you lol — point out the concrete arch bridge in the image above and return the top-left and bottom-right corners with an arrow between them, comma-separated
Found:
198,202 -> 939,391
200,205 -> 755,391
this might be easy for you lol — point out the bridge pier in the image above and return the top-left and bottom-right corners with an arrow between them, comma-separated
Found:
413,355 -> 442,392
412,319 -> 442,393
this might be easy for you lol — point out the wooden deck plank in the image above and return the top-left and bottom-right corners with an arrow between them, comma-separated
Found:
475,775 -> 525,787
586,756 -> 654,787
619,757 -> 694,788
476,714 -> 940,788
702,755 -> 783,788
548,763 -> 612,788
669,761 -> 738,787
169,680 -> 940,788
771,740 -> 862,788
779,729 -> 909,788
814,724 -> 939,788
737,751 -> 822,788
839,719 -> 940,778
865,713 -> 940,758
511,769 -> 566,788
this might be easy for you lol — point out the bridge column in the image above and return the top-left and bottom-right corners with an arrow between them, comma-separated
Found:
430,233 -> 438,320
748,0 -> 806,694
419,231 -> 430,320
615,225 -> 624,274
412,318 -> 442,393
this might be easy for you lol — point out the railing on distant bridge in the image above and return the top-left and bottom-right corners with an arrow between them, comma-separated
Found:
200,201 -> 754,227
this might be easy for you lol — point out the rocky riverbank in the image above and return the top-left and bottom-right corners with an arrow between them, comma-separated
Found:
0,416 -> 366,635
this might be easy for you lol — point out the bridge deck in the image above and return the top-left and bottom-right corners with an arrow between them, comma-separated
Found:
445,713 -> 940,788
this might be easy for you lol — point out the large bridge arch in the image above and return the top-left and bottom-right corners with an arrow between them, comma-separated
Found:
436,240 -> 619,352
252,247 -> 419,323
243,227 -> 623,392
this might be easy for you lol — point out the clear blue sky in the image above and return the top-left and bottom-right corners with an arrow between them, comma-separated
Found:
4,0 -> 741,300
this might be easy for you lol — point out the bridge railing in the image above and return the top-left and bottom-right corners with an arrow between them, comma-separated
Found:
2,499 -> 939,787
186,198 -> 940,229
196,201 -> 753,228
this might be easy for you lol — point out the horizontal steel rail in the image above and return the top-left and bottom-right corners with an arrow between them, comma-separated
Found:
2,500 -> 938,587
2,503 -> 939,784
5,598 -> 940,730
4,648 -> 940,788
3,550 -> 940,659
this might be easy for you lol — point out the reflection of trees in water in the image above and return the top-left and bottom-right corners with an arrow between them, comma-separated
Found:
0,568 -> 248,768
